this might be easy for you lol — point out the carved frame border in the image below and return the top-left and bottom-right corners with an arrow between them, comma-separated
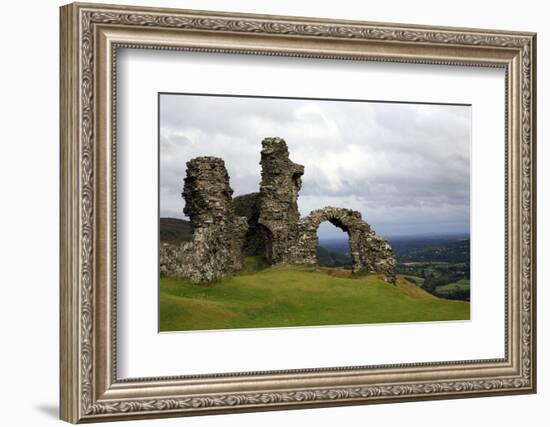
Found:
60,2 -> 536,423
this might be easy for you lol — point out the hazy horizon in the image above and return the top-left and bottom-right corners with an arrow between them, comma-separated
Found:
160,214 -> 469,242
159,94 -> 471,239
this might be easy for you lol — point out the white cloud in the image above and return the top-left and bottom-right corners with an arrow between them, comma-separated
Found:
159,94 -> 470,238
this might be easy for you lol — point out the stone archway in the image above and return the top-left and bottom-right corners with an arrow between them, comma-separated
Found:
297,207 -> 373,273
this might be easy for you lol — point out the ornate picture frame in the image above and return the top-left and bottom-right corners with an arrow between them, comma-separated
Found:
60,2 -> 536,423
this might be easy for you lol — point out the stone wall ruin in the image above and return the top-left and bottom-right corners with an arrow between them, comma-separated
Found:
160,157 -> 248,283
233,192 -> 272,261
161,137 -> 396,284
294,207 -> 396,283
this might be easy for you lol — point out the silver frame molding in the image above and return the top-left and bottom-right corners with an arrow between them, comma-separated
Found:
60,2 -> 537,423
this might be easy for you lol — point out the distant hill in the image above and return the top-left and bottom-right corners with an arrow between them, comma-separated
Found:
160,217 -> 193,244
320,235 -> 471,264
316,245 -> 352,268
318,234 -> 471,301
390,236 -> 470,264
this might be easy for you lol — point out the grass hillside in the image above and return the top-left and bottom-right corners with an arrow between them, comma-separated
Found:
160,259 -> 470,332
435,278 -> 471,299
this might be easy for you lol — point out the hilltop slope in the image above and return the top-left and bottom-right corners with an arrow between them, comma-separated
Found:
160,262 -> 469,332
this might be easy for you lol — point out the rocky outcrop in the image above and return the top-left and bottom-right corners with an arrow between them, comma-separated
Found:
162,137 -> 396,284
160,157 -> 247,283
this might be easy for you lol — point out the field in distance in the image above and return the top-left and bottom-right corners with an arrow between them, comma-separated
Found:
160,257 -> 470,332
320,233 -> 471,301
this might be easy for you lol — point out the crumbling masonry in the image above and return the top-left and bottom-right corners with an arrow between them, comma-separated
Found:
159,157 -> 248,283
160,137 -> 396,284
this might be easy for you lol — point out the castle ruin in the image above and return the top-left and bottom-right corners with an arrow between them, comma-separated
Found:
160,137 -> 396,284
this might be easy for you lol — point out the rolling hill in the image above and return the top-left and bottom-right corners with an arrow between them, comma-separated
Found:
160,259 -> 470,332
159,217 -> 193,244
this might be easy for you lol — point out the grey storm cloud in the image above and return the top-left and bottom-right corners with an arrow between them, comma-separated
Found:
159,94 -> 470,238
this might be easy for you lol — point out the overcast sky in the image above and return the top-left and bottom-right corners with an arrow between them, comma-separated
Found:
159,94 -> 470,239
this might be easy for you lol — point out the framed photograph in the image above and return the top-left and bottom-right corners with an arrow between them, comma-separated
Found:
60,2 -> 537,423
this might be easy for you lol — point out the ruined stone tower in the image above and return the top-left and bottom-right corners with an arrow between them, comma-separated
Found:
161,137 -> 396,284
183,157 -> 234,225
257,137 -> 304,264
233,137 -> 395,282
160,157 -> 247,283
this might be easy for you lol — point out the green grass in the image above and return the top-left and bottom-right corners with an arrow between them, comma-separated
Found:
160,261 -> 470,332
402,275 -> 425,286
436,278 -> 470,295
